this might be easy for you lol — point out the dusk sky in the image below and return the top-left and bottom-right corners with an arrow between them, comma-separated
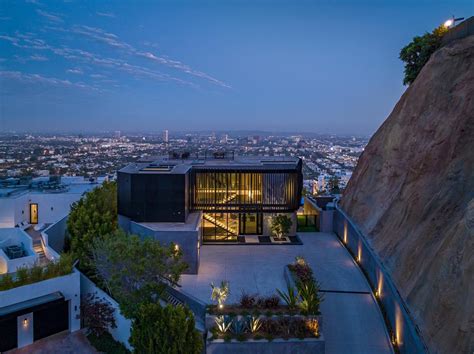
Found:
0,0 -> 472,135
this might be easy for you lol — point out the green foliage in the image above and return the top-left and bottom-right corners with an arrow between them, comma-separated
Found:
399,25 -> 448,85
277,280 -> 299,310
91,230 -> 188,318
210,280 -> 230,309
67,181 -> 117,274
129,303 -> 203,354
215,315 -> 232,334
0,254 -> 74,291
247,316 -> 262,333
270,214 -> 292,238
296,280 -> 323,315
231,317 -> 246,335
87,332 -> 130,354
327,176 -> 340,195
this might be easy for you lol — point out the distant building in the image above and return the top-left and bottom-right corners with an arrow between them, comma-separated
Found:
163,129 -> 169,143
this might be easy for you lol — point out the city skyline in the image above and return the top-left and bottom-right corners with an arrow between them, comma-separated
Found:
1,0 -> 472,135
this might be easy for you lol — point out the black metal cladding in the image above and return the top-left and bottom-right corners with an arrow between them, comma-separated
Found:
190,167 -> 302,212
118,171 -> 187,222
118,158 -> 303,222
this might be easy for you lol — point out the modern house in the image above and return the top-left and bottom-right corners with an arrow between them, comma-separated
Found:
118,153 -> 303,273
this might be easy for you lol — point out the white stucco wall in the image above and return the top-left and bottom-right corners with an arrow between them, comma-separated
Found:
0,270 -> 81,333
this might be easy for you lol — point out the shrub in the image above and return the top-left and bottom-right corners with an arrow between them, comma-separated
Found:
0,273 -> 14,290
239,292 -> 256,308
297,280 -> 322,315
210,280 -> 229,310
270,214 -> 292,239
215,315 -> 232,334
81,293 -> 116,336
399,25 -> 448,85
288,256 -> 314,284
87,332 -> 130,354
277,280 -> 299,310
246,316 -> 262,333
130,303 -> 202,354
264,294 -> 280,309
231,317 -> 246,335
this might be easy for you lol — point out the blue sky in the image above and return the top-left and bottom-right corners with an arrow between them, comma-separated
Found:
0,0 -> 472,135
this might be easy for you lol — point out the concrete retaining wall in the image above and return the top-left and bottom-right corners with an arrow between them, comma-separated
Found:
206,336 -> 325,354
333,206 -> 427,354
42,215 -> 68,253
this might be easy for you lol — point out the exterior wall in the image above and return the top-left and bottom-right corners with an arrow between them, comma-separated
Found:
28,192 -> 84,225
42,215 -> 68,254
333,206 -> 427,354
118,172 -> 187,223
262,212 -> 297,237
130,221 -> 201,274
0,271 -> 81,333
0,194 -> 29,228
0,228 -> 37,274
80,273 -> 132,350
17,313 -> 33,348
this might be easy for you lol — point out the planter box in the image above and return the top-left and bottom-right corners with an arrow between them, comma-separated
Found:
206,313 -> 323,332
206,331 -> 325,354
205,314 -> 325,354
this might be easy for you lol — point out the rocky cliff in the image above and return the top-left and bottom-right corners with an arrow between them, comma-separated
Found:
341,35 -> 474,354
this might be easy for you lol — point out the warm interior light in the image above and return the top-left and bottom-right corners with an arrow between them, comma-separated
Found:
444,19 -> 453,27
23,318 -> 28,327
174,244 -> 179,252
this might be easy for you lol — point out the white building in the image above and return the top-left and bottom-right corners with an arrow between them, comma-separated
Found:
0,176 -> 103,228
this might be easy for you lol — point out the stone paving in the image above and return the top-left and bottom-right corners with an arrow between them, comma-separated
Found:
180,232 -> 393,354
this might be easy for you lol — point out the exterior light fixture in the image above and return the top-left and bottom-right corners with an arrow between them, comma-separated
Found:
444,16 -> 465,28
219,304 -> 224,309
174,244 -> 180,252
23,318 -> 28,327
375,290 -> 379,298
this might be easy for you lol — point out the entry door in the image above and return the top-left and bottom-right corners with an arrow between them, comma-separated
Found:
33,301 -> 69,341
239,213 -> 263,235
30,203 -> 38,224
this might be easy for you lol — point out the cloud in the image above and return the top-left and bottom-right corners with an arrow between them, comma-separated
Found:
70,25 -> 231,88
0,70 -> 98,91
90,73 -> 106,79
67,68 -> 83,74
26,0 -> 42,4
30,54 -> 48,61
36,9 -> 63,23
96,12 -> 115,18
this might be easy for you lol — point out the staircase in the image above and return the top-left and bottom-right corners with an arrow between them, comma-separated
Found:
33,240 -> 48,265
203,214 -> 238,236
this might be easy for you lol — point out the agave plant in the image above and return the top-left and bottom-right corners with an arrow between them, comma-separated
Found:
215,315 -> 232,334
246,316 -> 262,333
211,280 -> 230,309
231,317 -> 247,335
277,279 -> 299,310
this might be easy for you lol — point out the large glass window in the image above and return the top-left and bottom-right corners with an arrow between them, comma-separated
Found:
202,212 -> 239,242
192,171 -> 298,211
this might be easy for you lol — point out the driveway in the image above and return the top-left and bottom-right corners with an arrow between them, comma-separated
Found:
180,232 -> 393,354
7,330 -> 97,354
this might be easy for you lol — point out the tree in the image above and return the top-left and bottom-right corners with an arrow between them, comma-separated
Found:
271,214 -> 292,240
81,293 -> 117,336
130,303 -> 202,354
399,25 -> 448,85
67,181 -> 117,273
91,230 -> 188,318
327,176 -> 340,194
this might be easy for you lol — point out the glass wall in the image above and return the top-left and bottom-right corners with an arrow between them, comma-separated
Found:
191,171 -> 299,212
202,212 -> 239,242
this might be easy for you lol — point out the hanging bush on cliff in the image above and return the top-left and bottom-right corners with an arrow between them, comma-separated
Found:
399,25 -> 448,85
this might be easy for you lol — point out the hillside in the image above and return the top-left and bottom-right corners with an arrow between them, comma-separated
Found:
340,35 -> 474,353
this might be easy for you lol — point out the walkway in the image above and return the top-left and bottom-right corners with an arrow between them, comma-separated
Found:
180,232 -> 393,354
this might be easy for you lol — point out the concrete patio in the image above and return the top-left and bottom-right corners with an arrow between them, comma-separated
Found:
180,232 -> 393,354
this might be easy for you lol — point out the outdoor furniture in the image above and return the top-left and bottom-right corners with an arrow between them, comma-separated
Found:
3,245 -> 25,259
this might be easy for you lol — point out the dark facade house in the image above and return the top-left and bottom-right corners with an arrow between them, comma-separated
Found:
118,155 -> 303,273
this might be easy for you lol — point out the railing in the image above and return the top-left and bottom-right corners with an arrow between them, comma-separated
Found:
333,205 -> 428,354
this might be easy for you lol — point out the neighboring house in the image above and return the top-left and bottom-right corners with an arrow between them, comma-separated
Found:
0,176 -> 105,228
0,176 -> 104,352
117,154 -> 303,273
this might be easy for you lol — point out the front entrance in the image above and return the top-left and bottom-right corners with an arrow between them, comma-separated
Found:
30,203 -> 38,224
239,213 -> 263,235
33,300 -> 69,341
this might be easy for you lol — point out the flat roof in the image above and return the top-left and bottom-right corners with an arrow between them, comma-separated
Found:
119,155 -> 301,175
137,212 -> 201,232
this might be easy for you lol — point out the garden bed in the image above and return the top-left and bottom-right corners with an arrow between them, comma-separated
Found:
206,314 -> 324,354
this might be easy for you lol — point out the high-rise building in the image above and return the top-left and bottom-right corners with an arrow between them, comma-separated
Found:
163,129 -> 169,143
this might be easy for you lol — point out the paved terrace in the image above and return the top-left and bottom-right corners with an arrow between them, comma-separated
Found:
180,232 -> 393,354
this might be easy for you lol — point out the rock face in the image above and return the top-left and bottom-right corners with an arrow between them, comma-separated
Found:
341,35 -> 474,354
